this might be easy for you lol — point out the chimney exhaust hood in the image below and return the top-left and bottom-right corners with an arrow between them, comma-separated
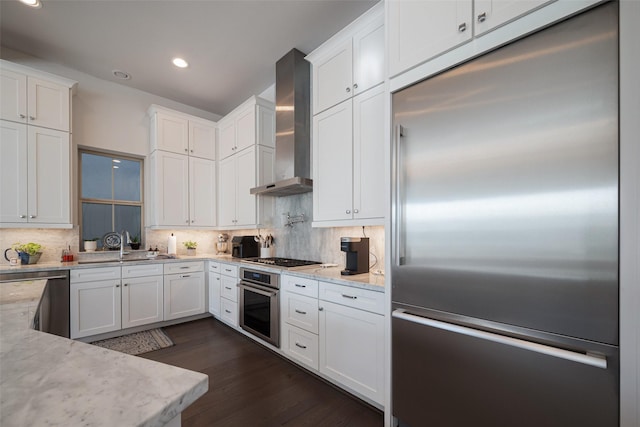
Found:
250,49 -> 312,197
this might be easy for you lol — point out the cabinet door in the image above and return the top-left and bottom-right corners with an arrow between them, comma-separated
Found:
188,119 -> 216,160
475,0 -> 553,36
122,275 -> 164,329
235,105 -> 256,153
282,322 -> 319,371
27,126 -> 70,224
164,271 -> 205,320
319,300 -> 385,404
353,84 -> 385,220
189,157 -> 216,227
388,0 -> 473,78
282,291 -> 319,334
0,121 -> 28,223
220,275 -> 238,302
313,99 -> 353,221
257,105 -> 275,148
218,118 -> 236,160
218,155 -> 237,226
0,69 -> 27,124
27,77 -> 70,132
152,151 -> 189,226
352,15 -> 385,96
235,147 -> 257,226
220,297 -> 238,327
313,38 -> 353,114
70,279 -> 122,339
208,272 -> 221,317
155,111 -> 189,155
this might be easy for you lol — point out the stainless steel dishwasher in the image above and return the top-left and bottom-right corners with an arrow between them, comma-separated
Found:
0,270 -> 70,338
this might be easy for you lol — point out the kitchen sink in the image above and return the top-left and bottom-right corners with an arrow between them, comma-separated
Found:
76,258 -> 154,264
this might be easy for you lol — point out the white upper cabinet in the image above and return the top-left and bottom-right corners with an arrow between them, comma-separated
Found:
217,96 -> 275,160
388,0 -> 473,77
149,105 -> 216,160
308,3 -> 384,115
1,61 -> 74,132
189,156 -> 217,227
474,0 -> 554,36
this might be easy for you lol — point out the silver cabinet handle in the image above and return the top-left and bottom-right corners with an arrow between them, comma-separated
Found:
294,284 -> 306,288
225,309 -> 232,314
19,215 -> 26,219
341,294 -> 357,300
458,22 -> 467,32
295,342 -> 307,349
184,148 -> 188,152
346,87 -> 351,93
225,286 -> 232,290
346,209 -> 351,214
224,268 -> 232,272
191,220 -> 195,223
294,309 -> 307,315
180,266 -> 190,269
318,307 -> 324,311
180,274 -> 192,278
29,116 -> 35,120
123,283 -> 128,287
185,219 -> 189,223
392,310 -> 608,369
353,83 -> 358,89
115,284 -> 120,287
477,12 -> 487,22
19,114 -> 26,119
29,215 -> 36,219
354,209 -> 359,214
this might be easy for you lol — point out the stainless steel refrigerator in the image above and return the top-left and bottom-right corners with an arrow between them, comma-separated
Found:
391,3 -> 619,426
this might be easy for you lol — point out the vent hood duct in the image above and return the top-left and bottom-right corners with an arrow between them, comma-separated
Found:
250,49 -> 312,196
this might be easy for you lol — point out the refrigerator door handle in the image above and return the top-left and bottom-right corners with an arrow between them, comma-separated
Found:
392,309 -> 608,369
392,124 -> 405,266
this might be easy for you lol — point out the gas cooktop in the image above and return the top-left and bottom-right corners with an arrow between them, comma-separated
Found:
243,257 -> 322,270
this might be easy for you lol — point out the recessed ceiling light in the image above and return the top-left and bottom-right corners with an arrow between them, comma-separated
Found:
112,69 -> 131,80
172,58 -> 189,68
19,0 -> 42,8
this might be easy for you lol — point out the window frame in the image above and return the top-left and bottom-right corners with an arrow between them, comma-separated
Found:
78,149 -> 144,249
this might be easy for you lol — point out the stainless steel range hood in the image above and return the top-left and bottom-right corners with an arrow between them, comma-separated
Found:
250,49 -> 312,196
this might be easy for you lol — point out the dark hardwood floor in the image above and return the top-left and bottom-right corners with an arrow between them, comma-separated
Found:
140,317 -> 383,427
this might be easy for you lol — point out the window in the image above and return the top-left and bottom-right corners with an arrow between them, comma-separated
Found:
79,151 -> 143,250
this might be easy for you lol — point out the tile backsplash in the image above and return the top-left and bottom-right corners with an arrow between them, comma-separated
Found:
1,194 -> 385,271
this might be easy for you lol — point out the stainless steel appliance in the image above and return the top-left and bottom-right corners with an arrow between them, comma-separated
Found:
243,257 -> 322,270
238,267 -> 281,347
391,3 -> 619,426
250,49 -> 312,196
231,236 -> 260,258
340,237 -> 369,275
0,270 -> 70,338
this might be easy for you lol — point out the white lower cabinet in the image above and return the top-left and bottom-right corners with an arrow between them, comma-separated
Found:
70,267 -> 122,339
121,275 -> 163,329
164,271 -> 205,321
219,263 -> 239,327
279,274 -> 385,407
208,262 -> 221,317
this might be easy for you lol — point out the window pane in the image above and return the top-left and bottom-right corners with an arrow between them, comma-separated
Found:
114,158 -> 141,201
81,153 -> 112,199
82,203 -> 112,249
115,205 -> 141,244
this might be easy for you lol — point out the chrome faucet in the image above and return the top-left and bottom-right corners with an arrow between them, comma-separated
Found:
120,230 -> 130,260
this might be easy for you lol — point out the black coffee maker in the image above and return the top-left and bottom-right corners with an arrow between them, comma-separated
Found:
340,237 -> 369,275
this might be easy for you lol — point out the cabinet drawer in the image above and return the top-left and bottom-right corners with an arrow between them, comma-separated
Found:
282,291 -> 319,334
282,322 -> 319,371
220,263 -> 238,277
282,274 -> 318,298
121,263 -> 163,278
71,266 -> 120,283
164,261 -> 204,274
319,281 -> 384,314
220,297 -> 238,327
220,275 -> 238,302
208,261 -> 221,273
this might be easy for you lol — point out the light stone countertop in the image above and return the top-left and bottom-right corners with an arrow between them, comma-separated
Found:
0,278 -> 208,427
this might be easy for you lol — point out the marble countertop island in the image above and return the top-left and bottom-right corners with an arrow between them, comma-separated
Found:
0,278 -> 208,426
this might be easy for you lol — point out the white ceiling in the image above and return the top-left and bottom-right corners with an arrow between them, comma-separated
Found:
0,0 -> 378,116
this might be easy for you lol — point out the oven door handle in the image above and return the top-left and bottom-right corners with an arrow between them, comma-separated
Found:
238,282 -> 278,297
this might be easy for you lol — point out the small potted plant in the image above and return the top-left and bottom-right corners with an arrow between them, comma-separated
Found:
12,242 -> 43,264
84,238 -> 99,252
183,240 -> 197,256
130,236 -> 141,250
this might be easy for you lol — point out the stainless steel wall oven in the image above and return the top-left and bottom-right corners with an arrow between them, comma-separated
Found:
238,267 -> 280,347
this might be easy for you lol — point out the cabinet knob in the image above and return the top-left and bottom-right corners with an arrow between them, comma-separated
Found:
116,284 -> 120,287
346,209 -> 351,214
190,149 -> 193,153
184,148 -> 188,152
477,12 -> 487,22
191,220 -> 195,223
458,22 -> 467,32
19,215 -> 26,219
354,209 -> 359,214
346,87 -> 351,93
319,307 -> 324,311
19,114 -> 26,119
124,283 -> 128,287
29,215 -> 36,219
186,220 -> 189,223
353,83 -> 358,89
29,116 -> 35,121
